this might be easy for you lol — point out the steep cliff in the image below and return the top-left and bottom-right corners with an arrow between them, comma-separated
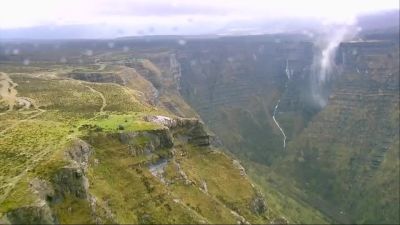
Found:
177,38 -> 317,164
2,116 -> 273,224
277,40 -> 399,224
1,33 -> 397,224
0,47 -> 282,224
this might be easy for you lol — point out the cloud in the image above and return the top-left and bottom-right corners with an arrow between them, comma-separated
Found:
0,0 -> 398,37
97,0 -> 227,16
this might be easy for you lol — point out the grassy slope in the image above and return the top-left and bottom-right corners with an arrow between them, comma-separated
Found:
244,161 -> 330,224
84,134 -> 202,224
0,65 -> 153,218
0,63 -> 276,224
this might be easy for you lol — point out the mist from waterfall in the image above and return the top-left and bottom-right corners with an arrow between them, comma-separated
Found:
310,25 -> 360,107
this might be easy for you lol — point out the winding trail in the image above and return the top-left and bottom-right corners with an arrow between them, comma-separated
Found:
98,63 -> 106,71
0,72 -> 46,136
61,75 -> 107,113
0,75 -> 109,204
0,72 -> 18,111
84,85 -> 107,112
0,73 -> 48,202
96,62 -> 106,71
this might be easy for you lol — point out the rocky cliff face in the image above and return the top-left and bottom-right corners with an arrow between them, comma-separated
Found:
1,112 -> 274,224
169,36 -> 398,224
0,48 -> 280,224
276,40 -> 399,223
121,52 -> 197,117
1,33 -> 398,224
337,41 -> 396,70
3,140 -> 92,224
177,38 -> 316,164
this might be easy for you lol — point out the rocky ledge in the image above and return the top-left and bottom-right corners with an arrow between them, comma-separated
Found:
144,115 -> 211,147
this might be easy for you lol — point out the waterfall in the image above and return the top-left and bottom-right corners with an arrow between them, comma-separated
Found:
311,26 -> 359,107
272,99 -> 287,149
272,59 -> 291,149
285,59 -> 293,80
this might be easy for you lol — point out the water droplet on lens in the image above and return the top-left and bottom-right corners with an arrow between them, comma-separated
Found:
258,45 -> 265,53
178,39 -> 186,46
85,50 -> 93,56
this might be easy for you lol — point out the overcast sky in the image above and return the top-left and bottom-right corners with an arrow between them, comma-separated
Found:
0,0 -> 398,37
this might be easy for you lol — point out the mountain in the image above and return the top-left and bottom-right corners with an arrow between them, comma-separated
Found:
0,44 -> 285,224
277,39 -> 399,223
175,27 -> 399,224
0,16 -> 398,223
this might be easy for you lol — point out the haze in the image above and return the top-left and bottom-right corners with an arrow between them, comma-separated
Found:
0,0 -> 398,38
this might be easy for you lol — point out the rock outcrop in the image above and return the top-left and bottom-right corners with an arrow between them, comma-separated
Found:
2,140 -> 93,224
250,194 -> 267,215
4,206 -> 56,224
144,115 -> 211,147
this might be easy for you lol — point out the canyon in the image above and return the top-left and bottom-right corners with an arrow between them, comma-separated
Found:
0,22 -> 399,224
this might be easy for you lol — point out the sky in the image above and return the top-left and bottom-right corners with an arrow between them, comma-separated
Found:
0,0 -> 398,38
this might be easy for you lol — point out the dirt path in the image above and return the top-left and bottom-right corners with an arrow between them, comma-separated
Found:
97,63 -> 106,71
0,72 -> 18,111
0,72 -> 45,135
84,85 -> 107,112
60,76 -> 107,113
0,74 -> 54,132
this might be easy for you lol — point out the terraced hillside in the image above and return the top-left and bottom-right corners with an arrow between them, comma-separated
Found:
176,37 -> 399,223
0,59 -> 284,223
178,37 -> 316,164
276,40 -> 400,224
0,31 -> 397,224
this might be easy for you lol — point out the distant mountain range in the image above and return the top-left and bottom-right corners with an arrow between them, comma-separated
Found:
0,10 -> 398,39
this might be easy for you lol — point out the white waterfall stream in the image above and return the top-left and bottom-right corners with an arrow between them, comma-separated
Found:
272,60 -> 292,149
272,99 -> 287,149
